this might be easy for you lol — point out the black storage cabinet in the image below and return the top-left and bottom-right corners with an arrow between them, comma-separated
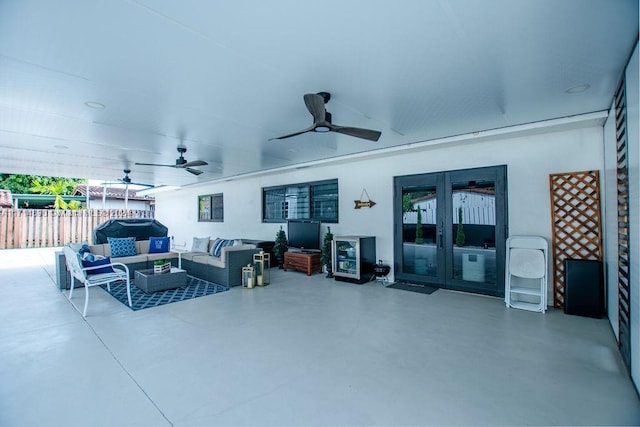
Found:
564,259 -> 604,318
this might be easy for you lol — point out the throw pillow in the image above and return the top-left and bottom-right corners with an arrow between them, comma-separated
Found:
211,238 -> 235,257
192,236 -> 210,253
82,257 -> 114,275
148,236 -> 170,254
69,242 -> 89,252
107,237 -> 137,258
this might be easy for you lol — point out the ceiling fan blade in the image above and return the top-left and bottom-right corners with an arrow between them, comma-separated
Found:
135,162 -> 174,167
186,167 -> 204,176
332,125 -> 382,142
304,93 -> 327,123
182,160 -> 208,168
269,124 -> 316,141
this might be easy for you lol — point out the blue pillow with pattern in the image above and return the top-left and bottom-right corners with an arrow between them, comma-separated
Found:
148,236 -> 170,254
210,238 -> 236,257
107,237 -> 137,258
82,257 -> 114,275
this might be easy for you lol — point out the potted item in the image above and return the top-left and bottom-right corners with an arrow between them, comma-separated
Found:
153,259 -> 171,274
321,226 -> 334,278
274,226 -> 288,269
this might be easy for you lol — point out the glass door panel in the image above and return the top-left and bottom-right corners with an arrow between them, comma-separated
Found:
450,179 -> 497,286
394,173 -> 445,286
402,185 -> 439,278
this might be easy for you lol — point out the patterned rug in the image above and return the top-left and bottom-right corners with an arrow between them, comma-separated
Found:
100,275 -> 229,311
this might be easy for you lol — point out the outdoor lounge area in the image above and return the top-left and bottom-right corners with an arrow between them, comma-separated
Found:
1,2 -> 639,426
1,247 -> 639,426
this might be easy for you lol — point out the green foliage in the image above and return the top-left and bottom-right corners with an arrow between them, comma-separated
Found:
0,174 -> 84,195
321,226 -> 334,266
30,178 -> 83,210
456,207 -> 465,247
415,208 -> 424,244
274,226 -> 288,264
402,193 -> 414,213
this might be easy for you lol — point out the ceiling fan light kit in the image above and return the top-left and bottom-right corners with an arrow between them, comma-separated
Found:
271,92 -> 382,142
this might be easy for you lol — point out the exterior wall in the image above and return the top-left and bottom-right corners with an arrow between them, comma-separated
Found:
86,198 -> 152,211
156,123 -> 605,298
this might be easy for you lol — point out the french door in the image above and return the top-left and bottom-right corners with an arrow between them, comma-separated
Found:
393,165 -> 508,297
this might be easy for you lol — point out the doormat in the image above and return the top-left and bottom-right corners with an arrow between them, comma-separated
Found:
100,275 -> 229,311
386,281 -> 439,295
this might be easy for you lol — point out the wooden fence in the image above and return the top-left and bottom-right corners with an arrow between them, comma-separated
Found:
0,209 -> 154,249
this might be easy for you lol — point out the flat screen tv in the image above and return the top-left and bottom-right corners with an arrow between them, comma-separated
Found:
287,220 -> 321,252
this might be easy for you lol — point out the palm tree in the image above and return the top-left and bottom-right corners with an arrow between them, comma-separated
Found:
30,179 -> 79,210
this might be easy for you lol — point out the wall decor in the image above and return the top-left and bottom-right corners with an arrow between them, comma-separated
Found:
354,188 -> 376,209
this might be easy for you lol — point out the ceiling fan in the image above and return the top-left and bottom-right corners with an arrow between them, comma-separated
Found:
118,169 -> 154,187
100,169 -> 154,188
135,146 -> 208,175
270,92 -> 381,142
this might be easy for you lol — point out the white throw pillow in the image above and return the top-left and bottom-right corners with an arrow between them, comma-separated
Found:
192,236 -> 210,253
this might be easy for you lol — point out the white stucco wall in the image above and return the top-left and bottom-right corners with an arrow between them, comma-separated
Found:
156,122 -> 605,296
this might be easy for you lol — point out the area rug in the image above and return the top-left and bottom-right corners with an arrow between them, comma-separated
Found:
100,275 -> 229,311
386,281 -> 439,295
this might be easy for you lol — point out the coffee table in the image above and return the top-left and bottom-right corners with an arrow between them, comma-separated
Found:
135,268 -> 187,293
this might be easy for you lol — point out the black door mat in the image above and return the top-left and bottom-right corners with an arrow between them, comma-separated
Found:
386,281 -> 439,295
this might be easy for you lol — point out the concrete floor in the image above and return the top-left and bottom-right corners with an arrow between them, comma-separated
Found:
0,247 -> 639,426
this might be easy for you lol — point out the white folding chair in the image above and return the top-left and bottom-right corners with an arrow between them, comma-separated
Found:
62,246 -> 132,317
505,236 -> 548,313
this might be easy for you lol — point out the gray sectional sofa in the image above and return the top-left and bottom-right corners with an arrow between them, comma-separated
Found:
57,238 -> 260,289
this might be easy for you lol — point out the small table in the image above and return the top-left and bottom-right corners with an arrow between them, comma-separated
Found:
135,268 -> 187,293
171,248 -> 189,269
283,251 -> 322,276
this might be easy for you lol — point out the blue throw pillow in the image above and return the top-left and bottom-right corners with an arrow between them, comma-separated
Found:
149,236 -> 170,254
107,237 -> 137,258
82,257 -> 114,275
211,238 -> 236,257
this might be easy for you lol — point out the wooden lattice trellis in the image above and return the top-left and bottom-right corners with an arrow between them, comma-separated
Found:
549,170 -> 603,308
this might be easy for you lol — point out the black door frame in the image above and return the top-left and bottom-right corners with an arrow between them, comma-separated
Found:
393,165 -> 508,297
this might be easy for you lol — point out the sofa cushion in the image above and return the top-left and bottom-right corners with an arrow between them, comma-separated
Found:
107,237 -> 138,258
146,252 -> 178,262
210,238 -> 239,257
192,254 -> 225,269
89,244 -> 108,257
192,236 -> 210,253
82,257 -> 115,275
148,236 -> 170,253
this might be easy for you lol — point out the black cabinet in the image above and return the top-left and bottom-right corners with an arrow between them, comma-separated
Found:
564,259 -> 604,318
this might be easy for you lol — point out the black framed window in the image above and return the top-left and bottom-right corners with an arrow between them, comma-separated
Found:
198,193 -> 223,222
262,179 -> 338,223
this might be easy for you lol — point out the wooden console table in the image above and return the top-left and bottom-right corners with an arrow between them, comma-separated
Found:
283,251 -> 322,276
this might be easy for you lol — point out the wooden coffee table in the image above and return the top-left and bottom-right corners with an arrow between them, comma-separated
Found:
134,268 -> 187,293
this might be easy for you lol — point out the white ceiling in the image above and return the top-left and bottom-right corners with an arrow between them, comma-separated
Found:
0,0 -> 637,187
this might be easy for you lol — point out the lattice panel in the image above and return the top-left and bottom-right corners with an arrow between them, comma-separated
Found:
549,170 -> 603,308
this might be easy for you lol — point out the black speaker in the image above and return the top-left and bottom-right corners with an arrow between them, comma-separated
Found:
564,259 -> 604,318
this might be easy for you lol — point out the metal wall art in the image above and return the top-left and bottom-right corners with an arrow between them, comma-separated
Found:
354,188 -> 376,209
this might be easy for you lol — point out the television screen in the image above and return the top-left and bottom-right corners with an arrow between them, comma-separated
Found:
287,220 -> 321,252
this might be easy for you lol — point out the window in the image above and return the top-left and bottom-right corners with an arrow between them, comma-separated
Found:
198,193 -> 223,222
263,179 -> 338,223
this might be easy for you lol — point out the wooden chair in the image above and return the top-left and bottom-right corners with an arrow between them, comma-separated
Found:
62,246 -> 132,317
